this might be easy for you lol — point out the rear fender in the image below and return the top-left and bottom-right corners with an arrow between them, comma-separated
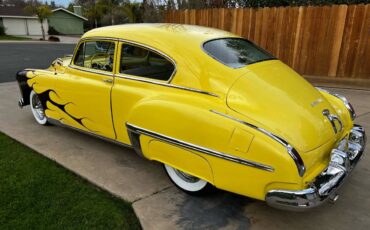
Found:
125,97 -> 303,200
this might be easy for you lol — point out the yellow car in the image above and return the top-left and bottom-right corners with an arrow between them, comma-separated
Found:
16,24 -> 366,210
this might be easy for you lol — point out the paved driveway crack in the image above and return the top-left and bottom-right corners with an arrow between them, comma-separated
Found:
132,185 -> 174,203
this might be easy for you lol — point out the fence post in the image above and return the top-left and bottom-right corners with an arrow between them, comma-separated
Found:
292,6 -> 303,70
328,5 -> 348,77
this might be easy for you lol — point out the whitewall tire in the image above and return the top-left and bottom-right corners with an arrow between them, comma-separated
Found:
30,90 -> 48,125
164,164 -> 212,194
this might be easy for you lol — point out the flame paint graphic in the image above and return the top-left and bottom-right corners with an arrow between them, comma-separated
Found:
23,70 -> 96,132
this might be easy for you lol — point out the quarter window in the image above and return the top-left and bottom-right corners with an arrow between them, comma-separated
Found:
120,44 -> 175,81
74,41 -> 115,72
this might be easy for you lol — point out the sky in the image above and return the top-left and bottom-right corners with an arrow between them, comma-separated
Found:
48,0 -> 73,7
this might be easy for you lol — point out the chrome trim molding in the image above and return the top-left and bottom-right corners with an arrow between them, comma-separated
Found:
126,123 -> 274,172
69,64 -> 115,77
117,74 -> 219,97
47,117 -> 132,149
117,38 -> 178,84
266,125 -> 366,211
322,109 -> 343,134
71,36 -> 218,98
316,87 -> 356,120
210,110 -> 305,177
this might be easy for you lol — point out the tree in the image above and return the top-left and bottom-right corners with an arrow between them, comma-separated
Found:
25,5 -> 52,40
67,3 -> 74,12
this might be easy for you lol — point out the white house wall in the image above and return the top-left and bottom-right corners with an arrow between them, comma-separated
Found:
2,17 -> 48,36
26,19 -> 48,36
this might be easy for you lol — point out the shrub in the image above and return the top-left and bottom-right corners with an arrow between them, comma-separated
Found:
173,0 -> 369,9
48,36 -> 60,42
0,26 -> 5,35
48,26 -> 61,35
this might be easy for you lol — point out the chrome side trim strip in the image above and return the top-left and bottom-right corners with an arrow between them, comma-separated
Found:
117,74 -> 219,97
210,110 -> 305,177
47,117 -> 132,149
126,123 -> 274,172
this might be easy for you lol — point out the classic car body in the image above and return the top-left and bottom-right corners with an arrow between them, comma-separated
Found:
16,24 -> 366,210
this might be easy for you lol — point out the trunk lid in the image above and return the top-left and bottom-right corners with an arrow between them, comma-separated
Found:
227,60 -> 337,153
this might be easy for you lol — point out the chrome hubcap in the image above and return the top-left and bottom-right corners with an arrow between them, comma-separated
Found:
32,94 -> 45,120
173,169 -> 200,183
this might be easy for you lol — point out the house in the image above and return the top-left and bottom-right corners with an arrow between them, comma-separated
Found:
48,7 -> 87,35
0,4 -> 87,36
0,4 -> 48,36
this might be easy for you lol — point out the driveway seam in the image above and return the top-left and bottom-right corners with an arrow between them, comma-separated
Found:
357,111 -> 370,118
132,185 -> 174,204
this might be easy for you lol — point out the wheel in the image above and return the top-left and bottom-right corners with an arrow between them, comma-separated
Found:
30,90 -> 49,125
164,164 -> 213,195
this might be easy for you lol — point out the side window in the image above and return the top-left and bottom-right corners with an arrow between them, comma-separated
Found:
120,44 -> 175,81
73,41 -> 115,72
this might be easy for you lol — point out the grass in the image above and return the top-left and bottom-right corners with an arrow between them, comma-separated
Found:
0,35 -> 32,40
0,132 -> 141,229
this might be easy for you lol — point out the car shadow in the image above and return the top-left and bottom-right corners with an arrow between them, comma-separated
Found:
176,189 -> 253,230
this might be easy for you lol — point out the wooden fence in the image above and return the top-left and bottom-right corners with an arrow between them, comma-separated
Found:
165,4 -> 370,79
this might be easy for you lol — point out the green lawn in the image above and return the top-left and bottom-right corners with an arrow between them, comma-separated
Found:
0,132 -> 141,229
0,35 -> 32,40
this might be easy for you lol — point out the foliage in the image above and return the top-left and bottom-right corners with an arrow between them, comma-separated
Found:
0,132 -> 141,229
0,25 -> 5,36
73,0 -> 141,28
48,26 -> 61,35
67,2 -> 75,12
24,5 -> 52,40
170,0 -> 370,9
48,35 -> 60,41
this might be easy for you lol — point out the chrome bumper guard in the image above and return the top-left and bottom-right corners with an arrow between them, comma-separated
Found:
265,124 -> 366,211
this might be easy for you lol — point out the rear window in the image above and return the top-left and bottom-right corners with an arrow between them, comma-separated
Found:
203,38 -> 275,68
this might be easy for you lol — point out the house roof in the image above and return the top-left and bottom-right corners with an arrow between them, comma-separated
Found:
0,5 -> 33,17
52,8 -> 88,21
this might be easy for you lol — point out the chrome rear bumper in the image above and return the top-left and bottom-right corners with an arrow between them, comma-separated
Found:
265,124 -> 366,211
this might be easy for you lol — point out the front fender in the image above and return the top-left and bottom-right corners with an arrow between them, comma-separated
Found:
16,70 -> 32,106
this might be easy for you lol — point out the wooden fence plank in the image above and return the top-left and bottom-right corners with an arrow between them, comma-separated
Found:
165,5 -> 369,79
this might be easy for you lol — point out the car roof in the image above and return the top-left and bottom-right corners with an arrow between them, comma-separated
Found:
82,23 -> 244,96
82,23 -> 237,44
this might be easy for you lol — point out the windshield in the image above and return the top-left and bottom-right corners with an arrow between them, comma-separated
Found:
203,38 -> 275,68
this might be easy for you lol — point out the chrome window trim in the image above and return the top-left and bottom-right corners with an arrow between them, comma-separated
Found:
116,74 -> 219,97
316,87 -> 356,120
71,36 -> 219,97
68,64 -> 114,77
117,38 -> 177,84
69,38 -> 117,77
210,110 -> 305,177
126,123 -> 274,172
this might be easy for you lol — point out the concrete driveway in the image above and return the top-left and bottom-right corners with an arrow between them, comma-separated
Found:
0,82 -> 369,230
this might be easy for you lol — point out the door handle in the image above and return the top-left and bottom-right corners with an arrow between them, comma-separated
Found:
102,79 -> 113,83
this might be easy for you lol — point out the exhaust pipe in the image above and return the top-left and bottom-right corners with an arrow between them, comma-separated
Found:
329,194 -> 339,204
